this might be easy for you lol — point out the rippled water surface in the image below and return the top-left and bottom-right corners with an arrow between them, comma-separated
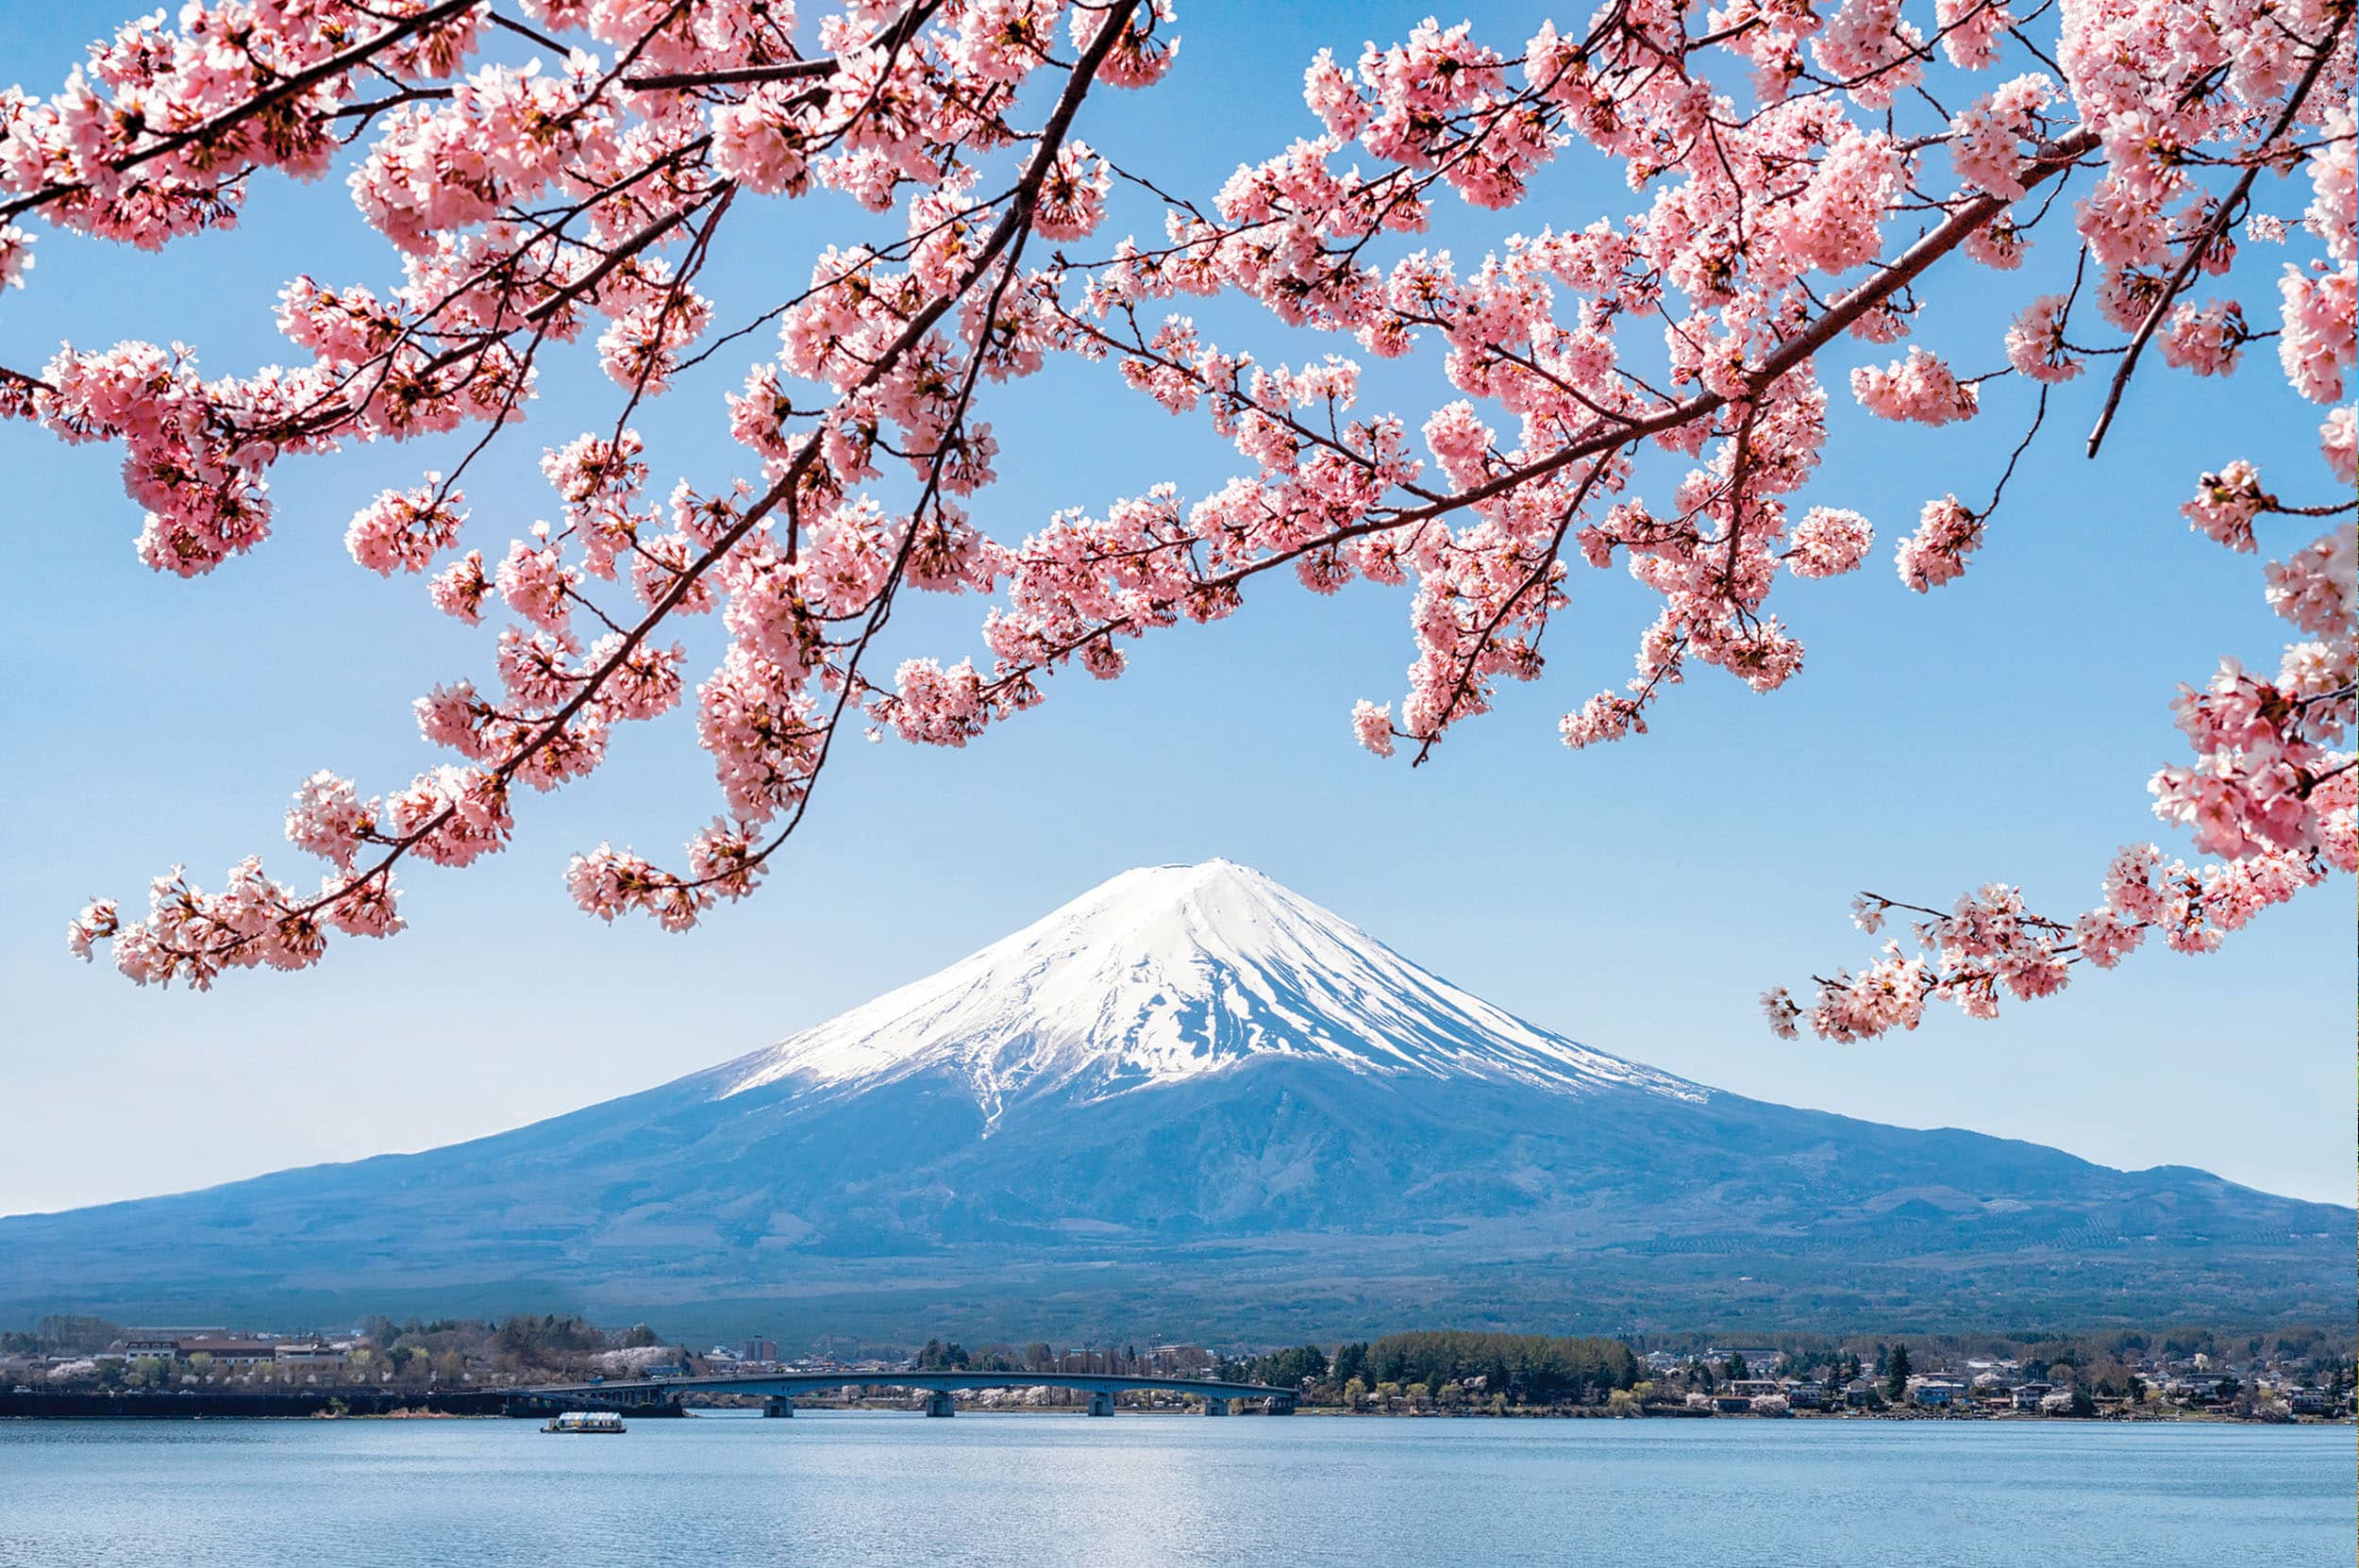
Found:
2,1411 -> 2351,1566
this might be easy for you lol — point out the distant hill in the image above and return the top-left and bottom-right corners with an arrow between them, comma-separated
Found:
4,860 -> 2349,1340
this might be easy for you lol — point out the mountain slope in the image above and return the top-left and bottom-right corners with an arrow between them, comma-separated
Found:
3,861 -> 2349,1338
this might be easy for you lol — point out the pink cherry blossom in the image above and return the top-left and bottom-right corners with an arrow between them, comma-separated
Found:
2003,293 -> 2083,383
1949,75 -> 2057,200
2160,299 -> 2250,376
2321,407 -> 2356,486
347,480 -> 467,575
284,772 -> 380,871
2180,460 -> 2269,551
4,0 -> 2344,1026
1351,699 -> 1397,758
1788,508 -> 1874,579
1894,497 -> 1983,592
2277,264 -> 2355,404
1852,347 -> 1979,426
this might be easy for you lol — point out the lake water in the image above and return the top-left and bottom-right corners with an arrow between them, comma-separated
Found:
2,1411 -> 2351,1566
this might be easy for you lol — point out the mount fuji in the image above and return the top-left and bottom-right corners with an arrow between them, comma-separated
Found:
3,860 -> 2349,1338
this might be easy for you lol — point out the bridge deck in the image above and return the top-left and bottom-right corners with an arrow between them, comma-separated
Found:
526,1370 -> 1292,1401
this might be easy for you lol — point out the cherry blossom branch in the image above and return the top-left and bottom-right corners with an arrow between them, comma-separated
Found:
621,0 -> 940,92
1384,127 -> 2100,530
61,0 -> 1148,977
625,62 -> 840,92
17,0 -> 2348,1024
2084,19 -> 2349,457
871,128 -> 2103,760
0,0 -> 482,225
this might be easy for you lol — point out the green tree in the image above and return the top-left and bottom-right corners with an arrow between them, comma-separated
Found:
1725,1353 -> 1750,1380
1330,1343 -> 1369,1387
1360,1331 -> 1638,1406
1250,1345 -> 1329,1388
1884,1343 -> 1913,1402
911,1329 -> 967,1367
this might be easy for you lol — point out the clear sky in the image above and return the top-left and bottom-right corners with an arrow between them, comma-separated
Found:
2,0 -> 2351,1215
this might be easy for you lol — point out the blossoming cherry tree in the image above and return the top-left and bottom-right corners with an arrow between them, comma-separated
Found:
2,0 -> 2348,1043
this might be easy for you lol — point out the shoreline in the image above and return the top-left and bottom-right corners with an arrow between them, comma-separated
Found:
4,1387 -> 2348,1427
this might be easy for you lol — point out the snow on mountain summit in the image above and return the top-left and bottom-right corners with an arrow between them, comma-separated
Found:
713,859 -> 1701,1116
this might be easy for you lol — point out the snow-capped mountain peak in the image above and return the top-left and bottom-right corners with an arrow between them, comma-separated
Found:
712,859 -> 1700,1115
13,858 -> 2346,1335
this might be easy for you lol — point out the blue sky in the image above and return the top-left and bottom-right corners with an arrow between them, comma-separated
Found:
2,0 -> 2350,1214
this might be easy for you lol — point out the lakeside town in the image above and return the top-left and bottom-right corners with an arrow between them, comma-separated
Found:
6,1316 -> 2350,1425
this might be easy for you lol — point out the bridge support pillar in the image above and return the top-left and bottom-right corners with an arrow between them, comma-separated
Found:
922,1391 -> 956,1418
763,1396 -> 794,1418
1266,1394 -> 1297,1415
1086,1391 -> 1115,1417
1202,1396 -> 1229,1416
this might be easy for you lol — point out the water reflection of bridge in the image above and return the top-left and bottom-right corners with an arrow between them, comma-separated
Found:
523,1370 -> 1297,1418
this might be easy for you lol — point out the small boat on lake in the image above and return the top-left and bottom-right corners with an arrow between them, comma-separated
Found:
543,1410 -> 627,1434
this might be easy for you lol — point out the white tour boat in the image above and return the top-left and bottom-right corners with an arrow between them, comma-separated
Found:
543,1410 -> 627,1434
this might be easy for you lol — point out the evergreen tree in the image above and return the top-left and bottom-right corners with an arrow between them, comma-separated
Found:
1330,1343 -> 1369,1387
1884,1343 -> 1914,1401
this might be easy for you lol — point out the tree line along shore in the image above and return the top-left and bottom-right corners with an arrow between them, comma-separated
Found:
6,1318 -> 2351,1423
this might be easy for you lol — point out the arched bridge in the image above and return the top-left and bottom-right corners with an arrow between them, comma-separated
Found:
521,1369 -> 1297,1418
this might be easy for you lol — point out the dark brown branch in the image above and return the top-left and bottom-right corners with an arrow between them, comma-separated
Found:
624,60 -> 837,91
